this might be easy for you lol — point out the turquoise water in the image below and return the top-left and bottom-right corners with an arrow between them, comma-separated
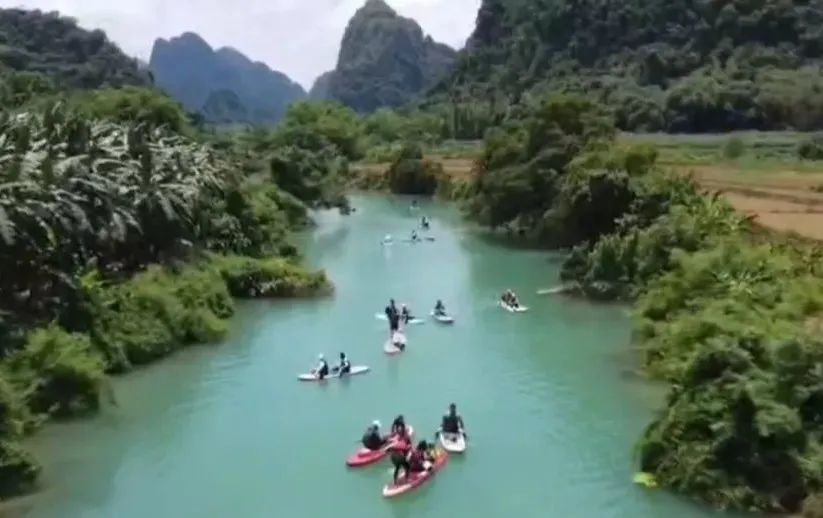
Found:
13,195 -> 722,517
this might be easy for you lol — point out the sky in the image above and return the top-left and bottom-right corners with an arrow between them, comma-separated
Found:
1,0 -> 482,89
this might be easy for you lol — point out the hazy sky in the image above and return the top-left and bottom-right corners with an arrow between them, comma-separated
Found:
1,0 -> 481,89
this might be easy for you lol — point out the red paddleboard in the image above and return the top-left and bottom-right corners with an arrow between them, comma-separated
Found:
382,449 -> 448,497
346,426 -> 414,468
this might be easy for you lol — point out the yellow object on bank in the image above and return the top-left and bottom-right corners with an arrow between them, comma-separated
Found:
633,472 -> 658,488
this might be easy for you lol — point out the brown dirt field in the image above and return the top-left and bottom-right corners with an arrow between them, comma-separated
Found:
357,156 -> 823,242
684,165 -> 823,241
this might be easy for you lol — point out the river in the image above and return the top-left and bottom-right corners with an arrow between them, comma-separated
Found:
13,195 -> 723,517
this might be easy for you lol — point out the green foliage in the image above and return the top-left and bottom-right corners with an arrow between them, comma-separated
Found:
465,93 -> 616,240
209,254 -> 330,298
441,0 -> 823,132
84,265 -> 233,370
723,137 -> 746,159
275,101 -> 363,160
0,440 -> 39,497
386,142 -> 442,195
71,87 -> 190,133
559,131 -> 823,511
799,135 -> 823,160
8,326 -> 104,417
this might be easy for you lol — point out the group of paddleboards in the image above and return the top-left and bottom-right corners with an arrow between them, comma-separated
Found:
381,298 -> 456,354
382,215 -> 434,245
346,405 -> 468,497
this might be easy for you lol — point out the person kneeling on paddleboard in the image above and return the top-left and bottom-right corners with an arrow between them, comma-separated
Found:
434,299 -> 446,316
314,354 -> 329,380
337,352 -> 351,376
362,421 -> 387,451
408,441 -> 435,474
400,304 -> 414,324
440,403 -> 465,435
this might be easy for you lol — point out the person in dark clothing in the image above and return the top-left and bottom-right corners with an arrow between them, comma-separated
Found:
407,440 -> 435,474
337,352 -> 351,376
314,354 -> 329,380
421,216 -> 430,230
391,415 -> 407,437
390,447 -> 411,483
362,421 -> 387,451
434,299 -> 446,316
440,403 -> 465,435
400,304 -> 414,324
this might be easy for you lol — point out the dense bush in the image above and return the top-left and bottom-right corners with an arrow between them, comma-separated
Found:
386,142 -> 442,195
799,135 -> 823,160
8,326 -> 104,417
210,254 -> 330,299
464,94 -> 618,241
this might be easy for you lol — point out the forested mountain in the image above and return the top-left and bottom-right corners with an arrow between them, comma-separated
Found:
309,71 -> 334,101
438,0 -> 823,132
323,0 -> 458,112
0,8 -> 150,89
149,32 -> 305,125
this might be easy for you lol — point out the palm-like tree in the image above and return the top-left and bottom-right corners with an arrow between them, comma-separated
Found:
0,103 -> 229,322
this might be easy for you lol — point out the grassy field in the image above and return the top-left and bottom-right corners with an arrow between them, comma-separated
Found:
357,132 -> 823,241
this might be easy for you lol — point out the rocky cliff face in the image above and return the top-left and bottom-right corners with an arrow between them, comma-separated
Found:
0,8 -> 150,89
149,32 -> 305,124
324,0 -> 457,112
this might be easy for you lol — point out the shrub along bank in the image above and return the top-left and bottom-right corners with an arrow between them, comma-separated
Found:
461,93 -> 823,513
0,79 -> 337,497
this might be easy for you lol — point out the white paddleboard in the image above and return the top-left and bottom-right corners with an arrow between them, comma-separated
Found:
298,365 -> 370,381
375,313 -> 424,325
431,312 -> 455,324
439,432 -> 467,453
384,332 -> 406,354
500,301 -> 529,313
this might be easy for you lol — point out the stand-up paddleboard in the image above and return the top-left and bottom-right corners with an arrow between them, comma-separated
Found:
500,301 -> 529,313
537,285 -> 573,295
384,332 -> 407,355
375,313 -> 425,325
382,449 -> 448,498
346,426 -> 414,468
438,431 -> 467,453
402,237 -> 436,243
431,312 -> 455,324
298,366 -> 369,381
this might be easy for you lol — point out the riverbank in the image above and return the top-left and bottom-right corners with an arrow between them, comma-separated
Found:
0,253 -> 330,497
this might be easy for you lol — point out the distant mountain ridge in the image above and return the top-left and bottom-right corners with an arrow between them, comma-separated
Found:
149,32 -> 305,125
313,0 -> 457,112
0,8 -> 150,89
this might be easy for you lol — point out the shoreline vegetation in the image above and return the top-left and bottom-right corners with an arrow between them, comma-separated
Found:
0,74 -> 345,496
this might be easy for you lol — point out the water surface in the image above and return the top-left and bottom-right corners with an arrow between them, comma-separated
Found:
16,195 -> 720,517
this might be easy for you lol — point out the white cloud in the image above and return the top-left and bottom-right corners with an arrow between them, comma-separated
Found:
0,0 -> 481,89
